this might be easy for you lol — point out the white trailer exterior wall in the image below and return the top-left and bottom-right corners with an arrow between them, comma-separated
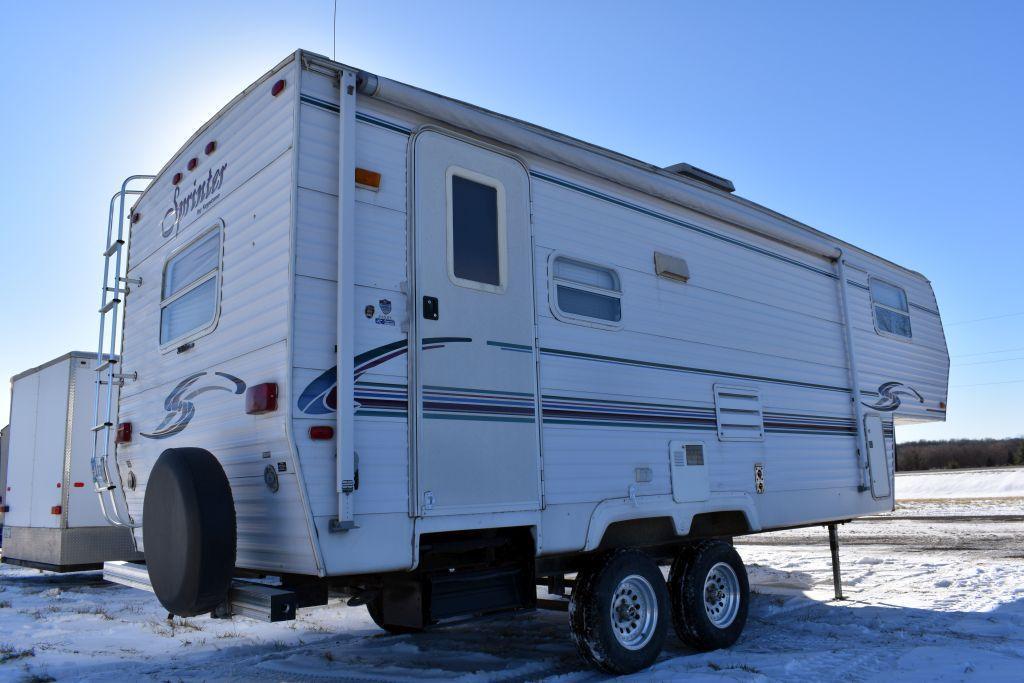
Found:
110,51 -> 948,583
2,353 -> 139,569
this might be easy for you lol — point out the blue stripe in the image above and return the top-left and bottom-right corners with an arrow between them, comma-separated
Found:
299,94 -> 413,134
539,347 -> 851,393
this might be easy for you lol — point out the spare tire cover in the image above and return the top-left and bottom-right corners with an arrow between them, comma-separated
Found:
143,447 -> 236,616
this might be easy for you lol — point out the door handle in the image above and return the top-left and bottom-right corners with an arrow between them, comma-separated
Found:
422,296 -> 439,321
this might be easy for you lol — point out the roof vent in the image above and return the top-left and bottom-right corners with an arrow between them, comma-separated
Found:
664,163 -> 735,193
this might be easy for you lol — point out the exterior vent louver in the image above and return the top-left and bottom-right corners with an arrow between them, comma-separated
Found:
713,385 -> 765,441
664,162 -> 735,193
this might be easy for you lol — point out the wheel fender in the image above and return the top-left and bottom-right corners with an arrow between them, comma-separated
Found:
583,494 -> 760,551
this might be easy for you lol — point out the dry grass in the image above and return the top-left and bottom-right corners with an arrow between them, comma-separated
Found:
0,643 -> 35,664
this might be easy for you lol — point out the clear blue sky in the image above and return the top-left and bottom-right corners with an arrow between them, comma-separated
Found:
2,1 -> 1021,442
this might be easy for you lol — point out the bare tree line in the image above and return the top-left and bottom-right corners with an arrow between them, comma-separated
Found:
896,437 -> 1024,472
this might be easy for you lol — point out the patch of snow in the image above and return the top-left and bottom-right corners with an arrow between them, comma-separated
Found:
896,466 -> 1024,499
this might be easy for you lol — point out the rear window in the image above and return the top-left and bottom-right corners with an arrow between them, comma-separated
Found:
869,278 -> 912,339
160,226 -> 222,346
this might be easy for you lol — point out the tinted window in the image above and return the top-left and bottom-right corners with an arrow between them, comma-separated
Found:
551,256 -> 622,324
451,175 -> 500,287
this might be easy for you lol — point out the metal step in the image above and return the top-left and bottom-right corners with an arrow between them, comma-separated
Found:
103,561 -> 300,622
103,239 -> 125,257
91,421 -> 113,432
99,298 -> 121,315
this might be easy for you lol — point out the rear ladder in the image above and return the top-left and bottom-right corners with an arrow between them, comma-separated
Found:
90,175 -> 154,528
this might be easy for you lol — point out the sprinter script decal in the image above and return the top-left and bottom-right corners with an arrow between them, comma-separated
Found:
140,371 -> 246,439
161,163 -> 228,237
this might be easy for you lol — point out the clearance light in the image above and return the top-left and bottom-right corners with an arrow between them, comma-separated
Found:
246,383 -> 279,415
271,79 -> 287,97
115,422 -> 132,444
355,168 -> 382,190
51,505 -> 62,515
172,172 -> 183,186
187,157 -> 199,171
132,212 -> 142,224
205,140 -> 217,155
309,425 -> 334,440
73,482 -> 85,488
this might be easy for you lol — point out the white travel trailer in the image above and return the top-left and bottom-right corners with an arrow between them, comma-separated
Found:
2,352 -> 140,571
95,50 -> 948,673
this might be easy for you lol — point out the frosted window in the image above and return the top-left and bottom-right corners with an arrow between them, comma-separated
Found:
869,278 -> 912,339
160,227 -> 222,345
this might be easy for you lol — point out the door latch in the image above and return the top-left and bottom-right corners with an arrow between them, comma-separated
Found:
422,296 -> 439,320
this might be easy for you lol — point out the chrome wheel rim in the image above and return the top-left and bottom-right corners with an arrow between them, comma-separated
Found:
610,574 -> 658,650
704,562 -> 741,629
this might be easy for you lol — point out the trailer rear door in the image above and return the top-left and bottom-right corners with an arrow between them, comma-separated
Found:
412,131 -> 541,516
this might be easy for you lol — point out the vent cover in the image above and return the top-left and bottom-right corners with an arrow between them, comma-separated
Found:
713,385 -> 765,441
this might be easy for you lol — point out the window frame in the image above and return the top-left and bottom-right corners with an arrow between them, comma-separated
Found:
868,276 -> 913,341
445,166 -> 508,294
547,251 -> 624,330
159,222 -> 224,351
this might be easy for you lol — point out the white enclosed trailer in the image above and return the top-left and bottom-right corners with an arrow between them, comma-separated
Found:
2,352 -> 140,571
96,51 -> 949,673
0,424 -> 9,533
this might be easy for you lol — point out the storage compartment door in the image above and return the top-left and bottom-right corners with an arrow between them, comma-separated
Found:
669,440 -> 710,503
412,131 -> 540,515
864,414 -> 891,499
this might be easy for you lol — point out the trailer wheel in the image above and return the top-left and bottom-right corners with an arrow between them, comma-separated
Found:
668,540 -> 749,651
365,593 -> 423,635
143,448 -> 236,617
568,550 -> 669,674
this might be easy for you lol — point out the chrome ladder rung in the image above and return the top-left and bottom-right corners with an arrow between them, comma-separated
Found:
99,298 -> 121,314
103,239 -> 125,257
95,359 -> 118,373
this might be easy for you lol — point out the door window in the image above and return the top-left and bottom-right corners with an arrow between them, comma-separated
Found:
447,169 -> 506,292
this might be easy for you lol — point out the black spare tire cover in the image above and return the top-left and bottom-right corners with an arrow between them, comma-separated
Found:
143,447 -> 236,616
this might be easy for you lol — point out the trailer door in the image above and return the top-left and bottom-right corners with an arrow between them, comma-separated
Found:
412,131 -> 540,516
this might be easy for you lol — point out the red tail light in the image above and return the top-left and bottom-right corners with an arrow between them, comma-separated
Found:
115,422 -> 132,444
309,425 -> 334,440
246,383 -> 279,415
51,505 -> 62,515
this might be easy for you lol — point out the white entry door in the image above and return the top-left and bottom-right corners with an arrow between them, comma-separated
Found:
412,131 -> 541,516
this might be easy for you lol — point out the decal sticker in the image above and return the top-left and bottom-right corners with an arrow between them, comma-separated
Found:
862,382 -> 924,412
140,371 -> 246,439
374,298 -> 395,327
297,338 -> 471,415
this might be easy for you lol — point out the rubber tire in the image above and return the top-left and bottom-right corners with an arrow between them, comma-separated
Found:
365,593 -> 424,635
569,550 -> 670,675
143,447 -> 236,617
668,540 -> 749,651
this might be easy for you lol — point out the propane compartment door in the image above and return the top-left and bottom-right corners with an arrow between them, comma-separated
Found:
864,414 -> 891,499
412,131 -> 540,516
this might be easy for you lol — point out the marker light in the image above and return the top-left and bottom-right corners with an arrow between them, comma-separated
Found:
115,422 -> 132,444
172,172 -> 183,185
73,482 -> 85,488
187,157 -> 199,171
309,425 -> 334,440
132,212 -> 142,224
51,505 -> 62,515
355,168 -> 382,190
205,140 -> 217,155
271,79 -> 286,97
246,383 -> 279,415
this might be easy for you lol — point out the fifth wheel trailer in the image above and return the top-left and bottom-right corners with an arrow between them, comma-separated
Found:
94,50 -> 949,674
2,352 -> 140,571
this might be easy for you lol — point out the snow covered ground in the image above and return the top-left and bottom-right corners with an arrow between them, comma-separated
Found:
896,466 -> 1024,500
2,497 -> 1023,680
